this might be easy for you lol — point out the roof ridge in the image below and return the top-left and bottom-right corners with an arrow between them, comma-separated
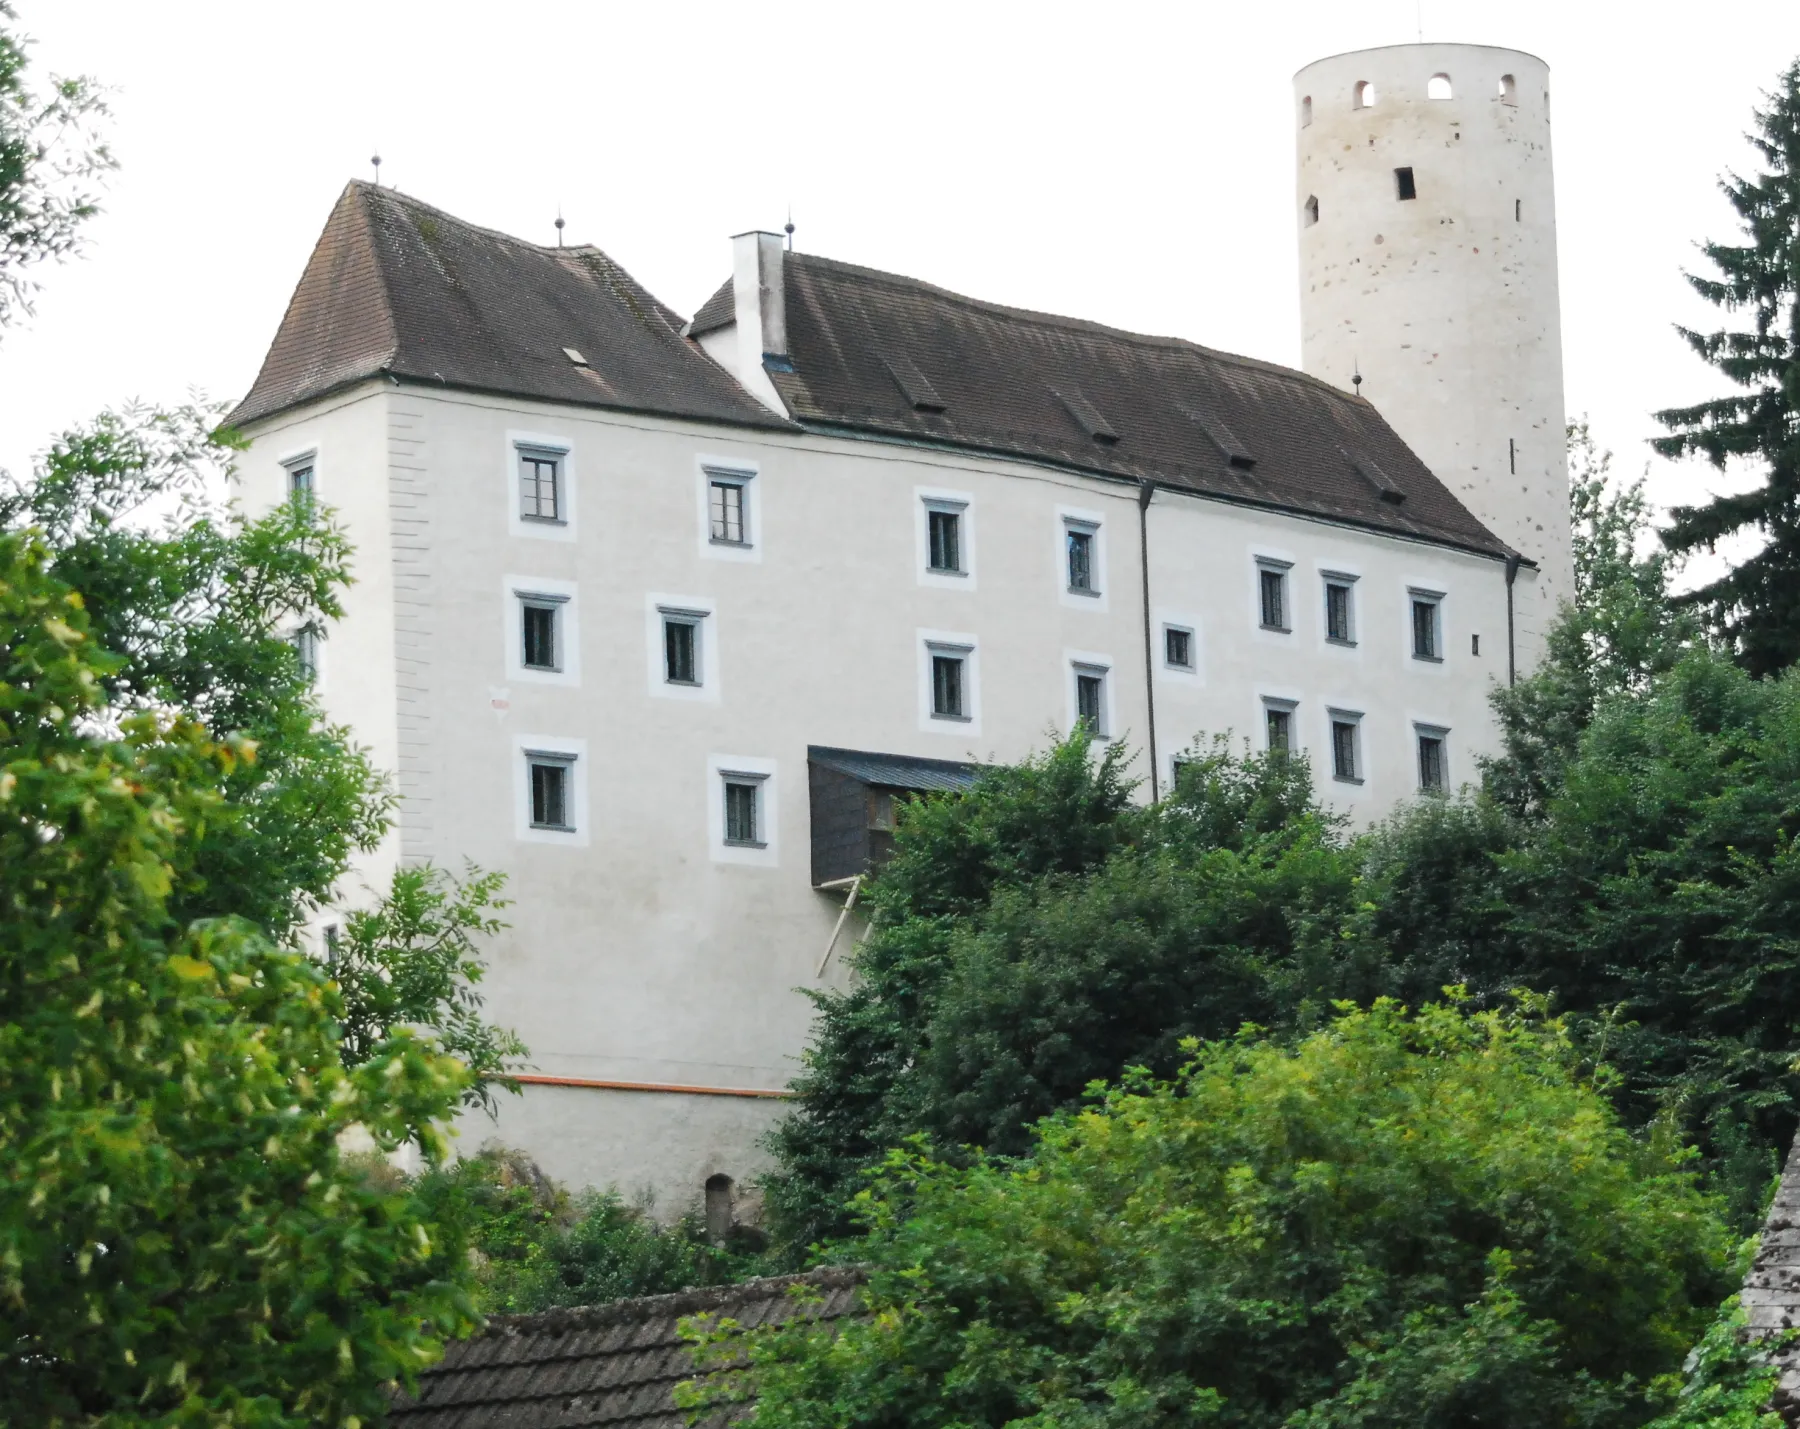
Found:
785,252 -> 1370,411
475,1266 -> 866,1338
346,178 -> 609,261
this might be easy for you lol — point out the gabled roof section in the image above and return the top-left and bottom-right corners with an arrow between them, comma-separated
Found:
226,182 -> 788,432
708,255 -> 1512,559
388,1269 -> 865,1429
808,745 -> 983,794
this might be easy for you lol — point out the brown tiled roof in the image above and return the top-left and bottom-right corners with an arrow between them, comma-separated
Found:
389,1269 -> 864,1429
698,257 -> 1514,560
225,183 -> 788,432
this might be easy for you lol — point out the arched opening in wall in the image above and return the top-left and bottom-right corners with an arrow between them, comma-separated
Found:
1303,195 -> 1319,228
1427,73 -> 1453,100
1354,80 -> 1376,109
705,1174 -> 734,1244
1301,95 -> 1313,127
1499,73 -> 1517,105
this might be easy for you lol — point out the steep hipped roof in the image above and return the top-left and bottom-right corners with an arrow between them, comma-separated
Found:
694,257 -> 1514,560
389,1269 -> 863,1429
226,183 -> 787,432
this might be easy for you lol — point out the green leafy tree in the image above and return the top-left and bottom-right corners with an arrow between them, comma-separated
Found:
1645,1290 -> 1786,1429
0,402 -> 390,938
706,1001 -> 1733,1429
327,864 -> 525,1111
0,0 -> 112,329
0,531 -> 477,1424
1654,61 -> 1800,676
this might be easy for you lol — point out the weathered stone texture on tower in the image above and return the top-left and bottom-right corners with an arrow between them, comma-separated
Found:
1295,44 -> 1571,672
1745,1133 -> 1800,1420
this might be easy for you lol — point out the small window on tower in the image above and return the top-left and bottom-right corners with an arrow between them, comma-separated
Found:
1499,73 -> 1517,105
1301,95 -> 1313,127
1303,194 -> 1320,228
1354,80 -> 1376,108
1395,167 -> 1417,201
1515,198 -> 1522,222
1427,73 -> 1453,100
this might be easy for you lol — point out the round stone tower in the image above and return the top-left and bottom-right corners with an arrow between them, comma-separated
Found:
1295,44 -> 1570,670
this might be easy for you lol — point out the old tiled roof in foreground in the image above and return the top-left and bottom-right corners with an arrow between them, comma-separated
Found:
226,182 -> 787,432
1744,1135 -> 1800,1421
695,257 -> 1514,560
389,1268 -> 864,1429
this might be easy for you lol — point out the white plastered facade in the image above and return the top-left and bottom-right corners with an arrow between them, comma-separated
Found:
235,372 -> 1519,1216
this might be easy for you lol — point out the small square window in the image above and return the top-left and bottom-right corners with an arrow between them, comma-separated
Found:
290,623 -> 320,682
663,612 -> 703,685
519,449 -> 563,523
1265,703 -> 1294,753
1330,717 -> 1362,783
931,651 -> 967,719
1066,523 -> 1098,594
1258,565 -> 1290,631
1164,625 -> 1194,671
1074,665 -> 1108,737
520,597 -> 564,671
709,474 -> 749,545
722,773 -> 767,847
928,507 -> 963,573
528,755 -> 574,830
1412,596 -> 1442,661
1324,579 -> 1356,644
1417,730 -> 1448,792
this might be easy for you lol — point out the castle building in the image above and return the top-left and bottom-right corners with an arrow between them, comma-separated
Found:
225,42 -> 1565,1214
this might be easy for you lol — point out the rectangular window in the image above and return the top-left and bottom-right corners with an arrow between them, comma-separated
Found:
1395,166 -> 1417,200
1266,704 -> 1293,753
290,624 -> 319,682
1066,523 -> 1097,594
1075,666 -> 1107,737
1412,597 -> 1441,660
928,507 -> 963,573
519,449 -> 562,522
288,463 -> 314,500
1330,718 -> 1361,783
722,774 -> 767,847
1164,625 -> 1194,670
1259,566 -> 1289,631
1324,579 -> 1355,644
709,475 -> 748,545
664,613 -> 702,685
931,652 -> 966,719
520,599 -> 562,671
1418,730 -> 1447,792
528,755 -> 573,830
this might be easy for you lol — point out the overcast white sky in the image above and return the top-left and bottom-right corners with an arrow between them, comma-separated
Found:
3,0 -> 1797,558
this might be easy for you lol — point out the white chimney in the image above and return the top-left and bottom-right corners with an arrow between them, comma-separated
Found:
729,230 -> 788,415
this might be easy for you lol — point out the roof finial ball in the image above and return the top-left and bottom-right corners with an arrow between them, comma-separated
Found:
784,208 -> 795,252
555,212 -> 565,249
370,154 -> 381,187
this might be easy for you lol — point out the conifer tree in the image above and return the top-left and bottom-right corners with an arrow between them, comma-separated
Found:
1654,60 -> 1800,676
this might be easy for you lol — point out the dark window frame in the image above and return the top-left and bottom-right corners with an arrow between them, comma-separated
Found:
662,610 -> 704,686
929,647 -> 970,721
1417,728 -> 1448,793
1329,714 -> 1363,784
1257,560 -> 1292,632
518,592 -> 568,672
1323,574 -> 1357,645
926,505 -> 965,574
1410,593 -> 1444,662
526,752 -> 576,831
1073,664 -> 1109,738
518,446 -> 566,524
1395,166 -> 1417,200
707,470 -> 752,546
1163,624 -> 1195,671
721,771 -> 769,848
1264,699 -> 1297,754
1065,521 -> 1099,595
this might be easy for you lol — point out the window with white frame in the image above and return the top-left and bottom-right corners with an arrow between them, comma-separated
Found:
1164,624 -> 1195,671
708,469 -> 752,546
518,593 -> 567,672
1323,573 -> 1357,644
1411,590 -> 1444,661
1264,697 -> 1297,753
518,446 -> 564,523
926,501 -> 965,575
721,771 -> 768,847
929,644 -> 970,720
661,607 -> 706,686
1073,663 -> 1109,737
1329,711 -> 1363,783
526,751 -> 576,830
1258,559 -> 1292,631
1416,726 -> 1449,792
285,455 -> 315,503
1065,519 -> 1100,595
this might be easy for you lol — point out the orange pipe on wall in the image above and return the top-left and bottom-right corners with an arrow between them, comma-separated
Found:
509,1072 -> 791,1099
